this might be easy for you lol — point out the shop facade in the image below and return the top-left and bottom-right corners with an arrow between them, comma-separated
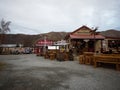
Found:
102,38 -> 120,53
34,39 -> 53,56
65,26 -> 105,54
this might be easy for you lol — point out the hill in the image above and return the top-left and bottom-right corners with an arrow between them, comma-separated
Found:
1,29 -> 120,47
100,29 -> 120,38
1,32 -> 68,47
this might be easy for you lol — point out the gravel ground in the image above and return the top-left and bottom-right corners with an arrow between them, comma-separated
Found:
0,54 -> 120,90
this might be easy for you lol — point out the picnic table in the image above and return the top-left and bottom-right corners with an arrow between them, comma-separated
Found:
94,54 -> 120,70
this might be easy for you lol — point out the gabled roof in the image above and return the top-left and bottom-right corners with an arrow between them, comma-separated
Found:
71,25 -> 92,34
65,25 -> 105,40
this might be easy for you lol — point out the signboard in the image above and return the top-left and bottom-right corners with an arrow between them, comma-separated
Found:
35,40 -> 53,46
77,29 -> 90,35
48,46 -> 59,50
54,40 -> 69,46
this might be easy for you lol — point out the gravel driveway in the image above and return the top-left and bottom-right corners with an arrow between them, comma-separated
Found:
0,54 -> 120,90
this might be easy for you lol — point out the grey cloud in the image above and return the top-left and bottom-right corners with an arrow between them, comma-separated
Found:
0,0 -> 120,34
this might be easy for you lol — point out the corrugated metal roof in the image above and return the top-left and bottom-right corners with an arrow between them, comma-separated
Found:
0,44 -> 23,47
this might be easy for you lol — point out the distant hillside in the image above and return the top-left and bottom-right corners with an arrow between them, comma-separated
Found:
1,29 -> 120,47
2,32 -> 68,47
100,29 -> 120,38
39,31 -> 68,41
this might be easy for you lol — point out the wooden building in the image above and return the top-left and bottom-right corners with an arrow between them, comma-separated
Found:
100,30 -> 120,53
65,25 -> 105,54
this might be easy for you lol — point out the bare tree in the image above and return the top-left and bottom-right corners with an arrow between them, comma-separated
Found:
0,19 -> 11,54
0,19 -> 11,34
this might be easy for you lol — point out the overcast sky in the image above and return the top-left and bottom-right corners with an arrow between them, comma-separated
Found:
0,0 -> 120,34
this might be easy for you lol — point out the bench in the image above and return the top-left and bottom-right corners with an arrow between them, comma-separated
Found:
94,55 -> 120,71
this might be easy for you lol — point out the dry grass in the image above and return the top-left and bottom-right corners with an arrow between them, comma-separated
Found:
0,62 -> 6,70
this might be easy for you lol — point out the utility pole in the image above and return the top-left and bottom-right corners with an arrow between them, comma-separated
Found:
44,35 -> 46,55
90,27 -> 98,53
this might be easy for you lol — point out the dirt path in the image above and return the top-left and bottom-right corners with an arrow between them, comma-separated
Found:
0,54 -> 120,90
